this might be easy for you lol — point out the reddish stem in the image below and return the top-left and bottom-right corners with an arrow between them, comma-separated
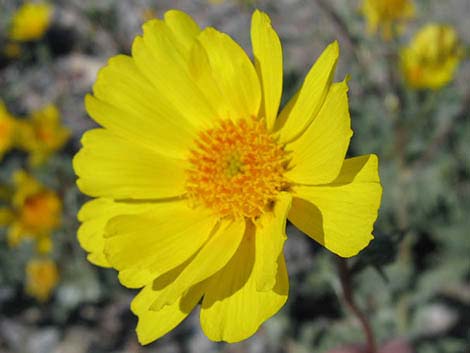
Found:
337,257 -> 377,353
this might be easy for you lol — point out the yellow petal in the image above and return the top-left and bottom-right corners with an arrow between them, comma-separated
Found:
132,20 -> 216,129
73,129 -> 187,199
150,218 -> 245,311
251,10 -> 283,130
163,10 -> 201,52
117,236 -> 198,289
196,27 -> 261,121
188,40 -> 237,122
284,80 -> 353,185
276,41 -> 339,143
132,280 -> 204,345
104,200 -> 218,288
255,192 -> 291,291
289,154 -> 382,257
77,198 -> 156,268
90,55 -> 197,158
200,224 -> 289,343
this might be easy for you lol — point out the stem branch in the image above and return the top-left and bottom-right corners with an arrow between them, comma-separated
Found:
337,257 -> 377,353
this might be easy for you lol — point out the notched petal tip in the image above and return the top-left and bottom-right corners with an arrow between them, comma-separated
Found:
290,153 -> 382,258
164,9 -> 189,20
87,252 -> 112,268
336,233 -> 374,258
252,9 -> 271,25
136,325 -> 153,346
141,18 -> 162,33
163,9 -> 200,31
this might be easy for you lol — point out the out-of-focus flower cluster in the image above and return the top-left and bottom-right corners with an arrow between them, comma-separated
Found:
362,0 -> 415,40
0,101 -> 69,166
0,99 -> 69,302
361,0 -> 464,90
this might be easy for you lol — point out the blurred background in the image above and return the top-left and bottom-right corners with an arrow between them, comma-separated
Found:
0,0 -> 469,352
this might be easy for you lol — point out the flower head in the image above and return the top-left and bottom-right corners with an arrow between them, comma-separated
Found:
74,10 -> 382,344
16,104 -> 70,166
362,0 -> 414,39
25,258 -> 59,301
0,101 -> 17,161
9,2 -> 53,42
3,170 -> 61,254
400,24 -> 462,90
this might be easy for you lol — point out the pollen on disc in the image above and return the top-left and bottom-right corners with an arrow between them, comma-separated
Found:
186,118 -> 289,219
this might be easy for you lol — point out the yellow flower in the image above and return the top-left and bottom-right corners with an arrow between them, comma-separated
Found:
16,104 -> 70,166
0,101 -> 17,161
25,258 -> 59,301
74,10 -> 382,344
9,2 -> 53,42
362,0 -> 414,39
5,171 -> 61,254
400,24 -> 462,90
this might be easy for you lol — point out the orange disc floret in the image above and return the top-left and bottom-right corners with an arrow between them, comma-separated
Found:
20,191 -> 61,233
186,118 -> 289,219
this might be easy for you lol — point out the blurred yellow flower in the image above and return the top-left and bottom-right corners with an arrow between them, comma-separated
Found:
5,171 -> 61,254
74,10 -> 382,344
0,101 -> 17,161
9,2 -> 53,42
362,0 -> 414,39
16,104 -> 70,166
25,258 -> 59,301
400,24 -> 462,90
0,207 -> 14,225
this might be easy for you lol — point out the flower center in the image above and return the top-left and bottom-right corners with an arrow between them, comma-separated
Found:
186,118 -> 289,219
21,191 -> 61,231
0,119 -> 13,143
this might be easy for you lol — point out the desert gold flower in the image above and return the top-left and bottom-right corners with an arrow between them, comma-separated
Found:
16,104 -> 70,166
400,24 -> 462,90
5,171 -> 61,254
25,258 -> 59,301
74,10 -> 382,344
0,101 -> 17,161
362,0 -> 414,39
9,2 -> 53,42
